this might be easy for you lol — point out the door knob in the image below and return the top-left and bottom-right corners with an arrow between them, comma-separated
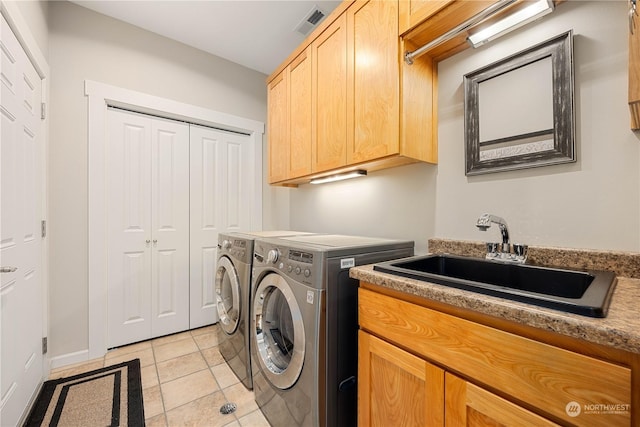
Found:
1,266 -> 17,273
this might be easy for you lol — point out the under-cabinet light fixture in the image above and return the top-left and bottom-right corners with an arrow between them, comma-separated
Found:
309,170 -> 367,185
467,0 -> 554,48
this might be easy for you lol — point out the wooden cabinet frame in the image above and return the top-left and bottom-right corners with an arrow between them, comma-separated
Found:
358,285 -> 637,426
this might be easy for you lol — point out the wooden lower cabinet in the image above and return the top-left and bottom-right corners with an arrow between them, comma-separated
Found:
358,287 -> 633,427
358,330 -> 560,427
358,330 -> 444,426
445,373 -> 560,427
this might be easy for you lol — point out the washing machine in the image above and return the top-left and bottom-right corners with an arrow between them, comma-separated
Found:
250,234 -> 414,426
215,231 -> 313,390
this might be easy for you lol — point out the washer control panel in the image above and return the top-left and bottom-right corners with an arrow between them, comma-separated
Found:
287,250 -> 313,279
253,240 -> 321,286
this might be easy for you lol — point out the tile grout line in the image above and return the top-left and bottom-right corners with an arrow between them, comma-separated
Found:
150,339 -> 169,427
49,326 -> 265,427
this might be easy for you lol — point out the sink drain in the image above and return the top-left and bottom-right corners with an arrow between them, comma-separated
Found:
220,402 -> 237,415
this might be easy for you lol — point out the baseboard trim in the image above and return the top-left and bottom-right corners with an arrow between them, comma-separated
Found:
49,349 -> 90,370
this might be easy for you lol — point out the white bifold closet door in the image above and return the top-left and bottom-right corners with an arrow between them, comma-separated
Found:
189,124 -> 253,329
107,109 -> 190,348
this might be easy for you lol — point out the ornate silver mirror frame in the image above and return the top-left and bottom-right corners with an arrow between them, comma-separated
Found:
464,31 -> 575,175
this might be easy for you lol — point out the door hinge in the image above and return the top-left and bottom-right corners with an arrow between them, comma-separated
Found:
42,337 -> 48,355
41,102 -> 46,120
41,220 -> 46,238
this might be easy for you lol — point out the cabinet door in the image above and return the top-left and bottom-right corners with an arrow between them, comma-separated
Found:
312,14 -> 348,173
289,47 -> 313,178
267,71 -> 289,183
347,0 -> 400,164
445,373 -> 560,427
358,330 -> 444,427
399,0 -> 453,35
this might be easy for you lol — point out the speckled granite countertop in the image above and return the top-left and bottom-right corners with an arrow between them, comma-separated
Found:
349,239 -> 640,355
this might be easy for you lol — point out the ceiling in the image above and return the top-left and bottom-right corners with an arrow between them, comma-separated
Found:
70,0 -> 341,76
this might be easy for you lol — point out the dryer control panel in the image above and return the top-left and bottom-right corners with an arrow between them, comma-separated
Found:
217,236 -> 253,264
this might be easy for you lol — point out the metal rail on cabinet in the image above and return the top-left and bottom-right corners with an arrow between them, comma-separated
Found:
404,0 -> 516,65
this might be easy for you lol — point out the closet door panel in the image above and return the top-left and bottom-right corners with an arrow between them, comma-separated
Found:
107,109 -> 153,348
224,141 -> 242,229
151,119 -> 190,338
190,125 -> 253,328
190,125 -> 222,328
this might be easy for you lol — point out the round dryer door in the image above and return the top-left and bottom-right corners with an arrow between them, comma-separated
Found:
215,256 -> 241,335
253,273 -> 305,390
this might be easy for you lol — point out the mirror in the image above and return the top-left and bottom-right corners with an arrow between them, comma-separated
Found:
464,31 -> 575,175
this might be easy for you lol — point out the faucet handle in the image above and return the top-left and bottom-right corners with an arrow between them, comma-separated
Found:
484,242 -> 528,263
513,244 -> 528,257
486,242 -> 499,253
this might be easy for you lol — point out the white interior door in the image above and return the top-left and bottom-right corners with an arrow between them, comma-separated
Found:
107,109 -> 153,348
189,125 -> 253,328
150,117 -> 190,337
107,109 -> 189,348
0,14 -> 44,426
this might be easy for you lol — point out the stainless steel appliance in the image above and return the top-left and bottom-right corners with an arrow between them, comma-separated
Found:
250,234 -> 414,426
215,231 -> 313,390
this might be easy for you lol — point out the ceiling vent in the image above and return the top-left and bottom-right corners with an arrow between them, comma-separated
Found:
294,5 -> 327,37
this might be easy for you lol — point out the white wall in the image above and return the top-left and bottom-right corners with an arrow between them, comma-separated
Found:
9,0 -> 49,57
436,0 -> 639,251
290,0 -> 640,253
290,162 -> 438,254
46,1 -> 288,359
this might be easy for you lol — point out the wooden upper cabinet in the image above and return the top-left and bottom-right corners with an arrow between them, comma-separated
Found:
347,0 -> 400,164
312,14 -> 348,173
265,0 -> 443,186
289,47 -> 313,178
267,71 -> 289,183
399,0 -> 453,35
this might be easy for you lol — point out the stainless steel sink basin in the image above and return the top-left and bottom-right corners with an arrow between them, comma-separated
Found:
373,254 -> 617,317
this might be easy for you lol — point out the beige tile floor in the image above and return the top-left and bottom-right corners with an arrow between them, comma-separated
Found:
48,325 -> 271,427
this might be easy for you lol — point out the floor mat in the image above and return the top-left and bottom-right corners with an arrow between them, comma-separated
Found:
24,359 -> 144,426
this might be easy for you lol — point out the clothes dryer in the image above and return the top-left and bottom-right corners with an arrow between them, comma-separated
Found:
250,234 -> 414,426
215,231 -> 313,390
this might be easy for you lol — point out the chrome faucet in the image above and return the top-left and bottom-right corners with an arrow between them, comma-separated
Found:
476,213 -> 527,263
476,213 -> 510,246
